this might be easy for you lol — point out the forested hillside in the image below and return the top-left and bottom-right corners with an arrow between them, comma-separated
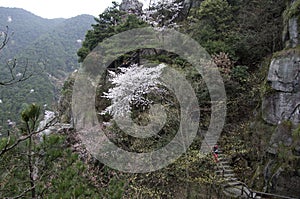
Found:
0,0 -> 299,198
0,7 -> 94,129
0,7 -> 64,58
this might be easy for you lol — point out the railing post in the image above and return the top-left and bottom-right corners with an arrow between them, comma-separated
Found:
222,167 -> 224,177
241,185 -> 244,196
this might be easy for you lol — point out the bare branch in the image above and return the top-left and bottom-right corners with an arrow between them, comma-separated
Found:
0,58 -> 33,86
0,26 -> 13,51
8,184 -> 36,199
0,26 -> 33,86
0,116 -> 57,156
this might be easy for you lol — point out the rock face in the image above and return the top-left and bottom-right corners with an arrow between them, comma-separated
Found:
120,0 -> 143,14
262,52 -> 300,125
259,2 -> 300,197
283,0 -> 300,48
288,16 -> 299,47
267,122 -> 293,154
267,54 -> 300,92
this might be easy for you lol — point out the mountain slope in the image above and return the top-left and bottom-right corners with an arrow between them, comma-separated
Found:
0,8 -> 94,128
0,7 -> 64,58
21,14 -> 95,81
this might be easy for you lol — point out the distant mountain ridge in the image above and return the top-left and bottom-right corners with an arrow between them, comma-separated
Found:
0,7 -> 95,127
0,7 -> 65,57
0,7 -> 94,62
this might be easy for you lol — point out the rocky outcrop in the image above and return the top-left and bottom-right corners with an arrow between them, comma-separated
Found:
267,54 -> 300,92
262,51 -> 300,125
57,70 -> 77,124
288,16 -> 299,47
267,121 -> 294,154
263,0 -> 300,124
283,0 -> 300,48
120,0 -> 143,15
259,2 -> 300,197
37,110 -> 73,141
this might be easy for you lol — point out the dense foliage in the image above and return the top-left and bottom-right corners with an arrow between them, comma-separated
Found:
185,0 -> 285,66
1,0 -> 296,198
77,2 -> 148,62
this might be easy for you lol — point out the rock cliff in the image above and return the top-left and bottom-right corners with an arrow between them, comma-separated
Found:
262,51 -> 300,125
259,0 -> 300,197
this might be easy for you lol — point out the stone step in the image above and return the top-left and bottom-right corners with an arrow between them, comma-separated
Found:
205,142 -> 217,145
217,157 -> 226,161
216,169 -> 234,174
241,186 -> 254,198
219,160 -> 229,164
223,173 -> 235,177
219,165 -> 231,169
224,181 -> 242,188
221,164 -> 231,168
222,177 -> 238,182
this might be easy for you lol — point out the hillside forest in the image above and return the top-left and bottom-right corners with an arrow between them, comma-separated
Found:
0,0 -> 300,198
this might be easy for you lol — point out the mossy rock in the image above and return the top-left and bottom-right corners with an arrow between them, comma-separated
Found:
272,45 -> 300,59
283,0 -> 300,20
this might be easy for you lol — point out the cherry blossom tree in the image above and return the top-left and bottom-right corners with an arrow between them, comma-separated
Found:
142,0 -> 184,30
101,63 -> 166,117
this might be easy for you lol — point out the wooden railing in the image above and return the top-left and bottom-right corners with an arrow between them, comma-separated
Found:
239,183 -> 298,199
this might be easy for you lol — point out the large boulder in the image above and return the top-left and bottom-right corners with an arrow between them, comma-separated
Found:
120,0 -> 143,14
262,52 -> 300,125
267,54 -> 300,92
262,92 -> 300,125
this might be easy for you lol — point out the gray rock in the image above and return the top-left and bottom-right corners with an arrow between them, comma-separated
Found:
120,0 -> 143,14
270,170 -> 300,198
267,54 -> 300,92
267,143 -> 278,155
284,137 -> 293,147
262,92 -> 300,125
289,17 -> 299,48
283,0 -> 300,48
293,145 -> 300,156
264,160 -> 274,181
183,0 -> 202,10
267,122 -> 294,155
262,52 -> 300,125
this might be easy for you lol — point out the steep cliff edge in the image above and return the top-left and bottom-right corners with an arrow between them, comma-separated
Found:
251,0 -> 300,197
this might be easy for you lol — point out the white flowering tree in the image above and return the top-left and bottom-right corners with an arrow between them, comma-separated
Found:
142,0 -> 183,30
101,63 -> 166,117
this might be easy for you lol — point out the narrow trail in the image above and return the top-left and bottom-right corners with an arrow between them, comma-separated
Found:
203,139 -> 297,199
215,149 -> 260,198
